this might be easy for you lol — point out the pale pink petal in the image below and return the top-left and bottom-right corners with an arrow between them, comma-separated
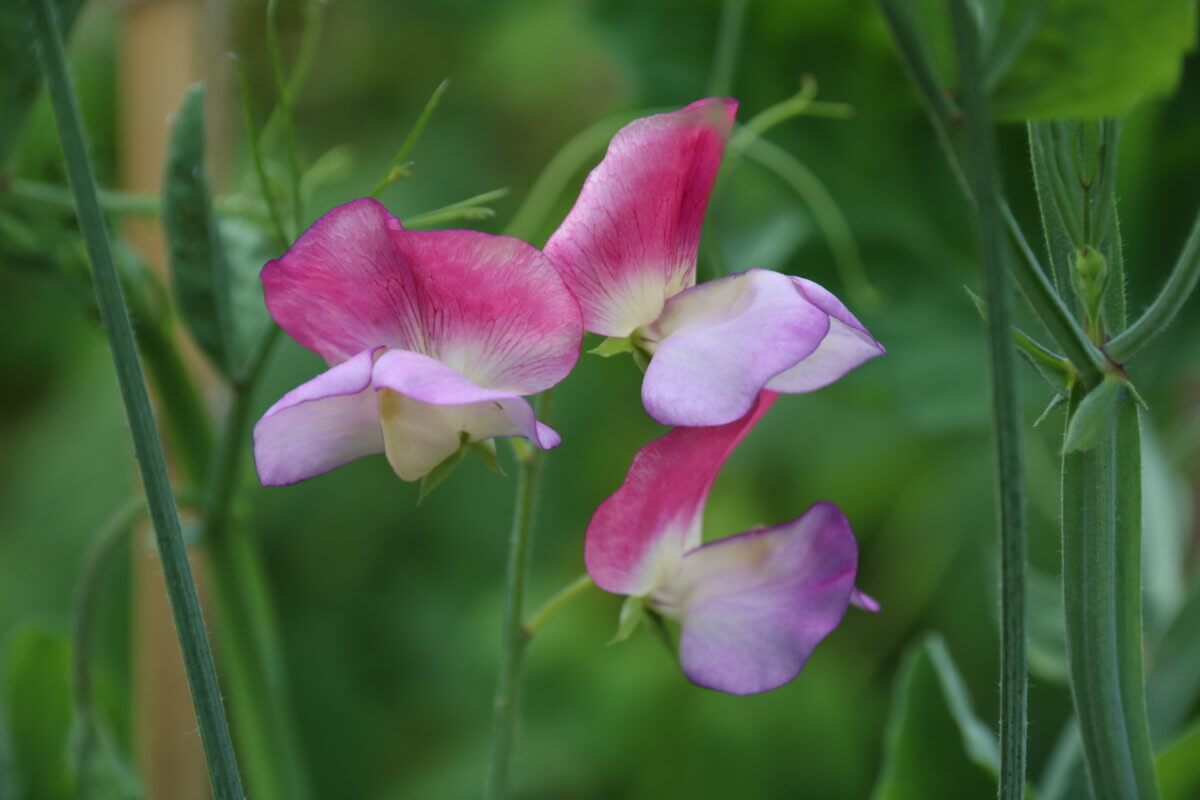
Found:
372,349 -> 558,481
253,349 -> 384,486
385,228 -> 582,394
544,98 -> 738,337
584,392 -> 776,597
640,269 -> 830,426
263,199 -> 582,394
765,278 -> 886,393
261,198 -> 425,364
658,501 -> 859,695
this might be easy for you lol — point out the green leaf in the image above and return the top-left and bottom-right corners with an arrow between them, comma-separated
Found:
607,596 -> 645,646
1141,421 -> 1190,636
163,83 -> 236,376
418,436 -> 470,504
1149,578 -> 1200,744
0,0 -> 82,163
992,1 -> 1197,120
1063,375 -> 1123,453
1157,718 -> 1200,800
218,215 -> 274,371
872,635 -> 1000,800
588,336 -> 635,358
5,627 -> 74,800
1027,568 -> 1068,684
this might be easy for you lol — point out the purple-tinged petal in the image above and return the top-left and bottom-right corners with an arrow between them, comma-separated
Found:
764,278 -> 886,393
584,392 -> 776,597
262,199 -> 426,364
253,348 -> 384,486
640,269 -> 830,426
850,588 -> 881,613
657,501 -> 859,695
545,98 -> 738,337
372,349 -> 558,481
263,199 -> 582,394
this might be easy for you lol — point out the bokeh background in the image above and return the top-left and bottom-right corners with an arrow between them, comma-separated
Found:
2,1 -> 1199,798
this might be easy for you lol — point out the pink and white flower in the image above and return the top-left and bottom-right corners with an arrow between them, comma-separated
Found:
585,392 -> 873,695
253,198 -> 582,485
545,98 -> 885,427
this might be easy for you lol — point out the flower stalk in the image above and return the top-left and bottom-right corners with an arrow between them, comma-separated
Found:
28,0 -> 245,796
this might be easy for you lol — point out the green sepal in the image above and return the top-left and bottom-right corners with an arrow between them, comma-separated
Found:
607,596 -> 645,646
471,439 -> 506,476
418,433 -> 470,504
589,336 -> 635,357
1063,375 -> 1123,454
966,285 -> 1074,393
1034,393 -> 1068,428
632,347 -> 651,374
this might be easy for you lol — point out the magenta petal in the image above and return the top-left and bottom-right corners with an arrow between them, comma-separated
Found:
253,349 -> 384,486
544,98 -> 738,337
584,392 -> 776,597
262,199 -> 424,364
263,199 -> 581,394
664,502 -> 859,695
641,269 -> 831,426
765,278 -> 886,393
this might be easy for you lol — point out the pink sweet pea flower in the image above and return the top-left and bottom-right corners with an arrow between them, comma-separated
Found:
545,98 -> 885,427
253,198 -> 582,485
585,392 -> 874,695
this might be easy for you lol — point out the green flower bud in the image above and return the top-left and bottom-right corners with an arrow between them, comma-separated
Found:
1073,247 -> 1108,332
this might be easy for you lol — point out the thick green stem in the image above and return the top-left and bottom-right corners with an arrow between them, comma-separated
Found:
29,0 -> 245,796
485,394 -> 550,799
1060,391 -> 1159,799
1106,207 -> 1200,363
948,5 -> 1027,797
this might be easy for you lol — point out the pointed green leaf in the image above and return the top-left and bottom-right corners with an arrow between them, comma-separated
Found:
1063,375 -> 1123,453
0,0 -> 82,163
418,436 -> 469,504
1034,393 -> 1067,428
588,336 -> 635,358
992,1 -> 1197,120
871,635 -> 1001,800
1158,718 -> 1200,800
5,627 -> 73,800
163,83 -> 236,376
607,596 -> 645,646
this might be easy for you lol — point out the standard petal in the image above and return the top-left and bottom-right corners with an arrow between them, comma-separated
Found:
261,198 -> 426,364
660,501 -> 859,695
263,200 -> 582,394
584,392 -> 776,597
253,349 -> 384,486
544,98 -> 738,337
765,278 -> 886,393
373,349 -> 558,481
640,269 -> 830,426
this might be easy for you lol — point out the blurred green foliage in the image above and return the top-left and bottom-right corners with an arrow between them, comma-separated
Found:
2,0 -> 1199,798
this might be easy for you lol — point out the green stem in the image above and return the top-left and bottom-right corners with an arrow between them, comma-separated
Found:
266,0 -> 304,236
71,498 -> 146,797
28,0 -> 245,796
370,79 -> 450,198
707,0 -> 749,97
485,393 -> 551,799
522,575 -> 594,639
1106,207 -> 1200,363
1001,203 -> 1108,388
2,177 -> 159,216
404,187 -> 511,229
233,57 -> 290,251
1061,391 -> 1160,799
948,5 -> 1027,798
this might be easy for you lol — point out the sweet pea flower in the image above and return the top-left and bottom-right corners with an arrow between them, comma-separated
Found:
585,392 -> 874,695
253,198 -> 582,485
545,98 -> 885,427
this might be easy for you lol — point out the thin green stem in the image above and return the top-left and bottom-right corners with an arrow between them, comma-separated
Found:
522,575 -> 595,639
370,79 -> 450,198
71,498 -> 146,797
707,0 -> 749,97
1001,203 -> 1108,388
485,393 -> 551,800
266,0 -> 304,236
1106,207 -> 1200,363
728,76 -> 853,154
404,187 -> 510,229
948,4 -> 1027,797
233,57 -> 289,250
3,177 -> 159,216
261,0 -> 325,151
29,1 -> 245,796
